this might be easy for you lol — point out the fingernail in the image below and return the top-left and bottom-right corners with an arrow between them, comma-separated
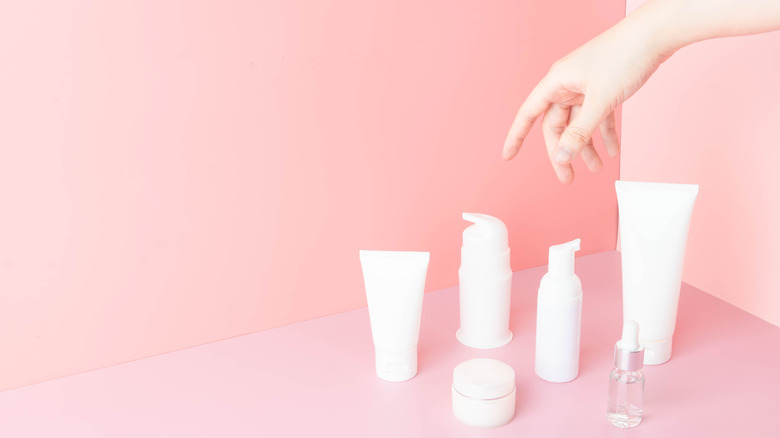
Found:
554,147 -> 573,163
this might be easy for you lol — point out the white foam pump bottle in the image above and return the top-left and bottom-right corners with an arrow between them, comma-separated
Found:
534,238 -> 582,383
457,213 -> 513,349
607,320 -> 645,428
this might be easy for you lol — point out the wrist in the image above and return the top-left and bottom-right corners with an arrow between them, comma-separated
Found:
621,0 -> 692,60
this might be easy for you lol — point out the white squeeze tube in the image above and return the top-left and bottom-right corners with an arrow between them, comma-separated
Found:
615,181 -> 699,365
359,250 -> 430,382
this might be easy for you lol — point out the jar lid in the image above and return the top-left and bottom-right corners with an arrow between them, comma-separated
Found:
453,358 -> 515,400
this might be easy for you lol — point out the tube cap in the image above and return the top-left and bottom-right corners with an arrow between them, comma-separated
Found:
375,349 -> 417,382
641,338 -> 672,365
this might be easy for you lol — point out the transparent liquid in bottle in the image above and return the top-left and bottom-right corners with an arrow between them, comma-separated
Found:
607,369 -> 644,428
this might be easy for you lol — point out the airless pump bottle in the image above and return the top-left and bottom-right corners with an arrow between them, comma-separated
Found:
535,238 -> 582,383
457,213 -> 513,349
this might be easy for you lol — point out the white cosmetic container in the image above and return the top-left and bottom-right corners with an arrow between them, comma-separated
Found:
457,213 -> 513,349
616,181 -> 699,365
359,250 -> 430,382
535,238 -> 583,383
452,358 -> 516,428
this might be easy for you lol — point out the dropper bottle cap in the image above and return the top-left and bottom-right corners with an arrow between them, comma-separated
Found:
614,320 -> 645,371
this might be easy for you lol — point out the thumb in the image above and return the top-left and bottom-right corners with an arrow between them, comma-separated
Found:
554,97 -> 609,164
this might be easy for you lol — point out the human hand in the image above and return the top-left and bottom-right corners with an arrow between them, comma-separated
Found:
502,14 -> 673,184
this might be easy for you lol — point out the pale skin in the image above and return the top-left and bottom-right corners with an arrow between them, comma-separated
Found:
502,0 -> 780,184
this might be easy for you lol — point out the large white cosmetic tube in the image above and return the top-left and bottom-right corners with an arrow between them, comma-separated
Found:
616,181 -> 698,365
359,250 -> 430,382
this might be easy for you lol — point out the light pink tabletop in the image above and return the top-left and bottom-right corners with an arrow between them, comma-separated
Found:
1,251 -> 778,437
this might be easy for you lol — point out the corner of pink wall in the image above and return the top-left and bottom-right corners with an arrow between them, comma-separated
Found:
0,0 -> 625,390
620,22 -> 780,327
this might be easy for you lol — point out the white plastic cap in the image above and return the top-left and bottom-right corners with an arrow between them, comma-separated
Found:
461,213 -> 509,255
460,213 -> 512,276
547,238 -> 580,276
614,320 -> 645,371
461,213 -> 510,276
453,358 -> 515,400
375,349 -> 417,382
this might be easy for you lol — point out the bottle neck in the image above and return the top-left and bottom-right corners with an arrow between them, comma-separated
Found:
614,343 -> 644,372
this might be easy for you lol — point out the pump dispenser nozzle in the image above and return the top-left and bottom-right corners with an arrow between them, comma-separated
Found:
461,213 -> 509,262
548,238 -> 580,276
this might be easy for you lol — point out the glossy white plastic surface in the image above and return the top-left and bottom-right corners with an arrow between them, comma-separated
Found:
616,181 -> 698,365
535,239 -> 582,383
457,213 -> 513,349
359,250 -> 430,381
452,358 -> 516,428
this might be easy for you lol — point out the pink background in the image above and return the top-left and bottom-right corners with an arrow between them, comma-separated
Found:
4,0 -> 777,394
0,1 -> 622,390
623,1 -> 780,328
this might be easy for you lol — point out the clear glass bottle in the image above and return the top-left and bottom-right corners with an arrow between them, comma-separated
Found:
607,367 -> 644,427
607,320 -> 644,428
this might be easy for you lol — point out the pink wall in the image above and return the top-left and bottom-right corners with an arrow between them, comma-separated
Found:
622,2 -> 780,327
0,1 -> 623,391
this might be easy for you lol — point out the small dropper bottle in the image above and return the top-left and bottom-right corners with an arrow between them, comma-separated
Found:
607,320 -> 645,428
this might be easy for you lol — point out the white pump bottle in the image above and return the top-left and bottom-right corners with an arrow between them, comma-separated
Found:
457,213 -> 513,349
535,238 -> 582,382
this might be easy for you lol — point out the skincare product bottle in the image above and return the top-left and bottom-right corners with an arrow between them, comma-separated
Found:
607,320 -> 645,428
457,213 -> 513,349
534,238 -> 582,383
